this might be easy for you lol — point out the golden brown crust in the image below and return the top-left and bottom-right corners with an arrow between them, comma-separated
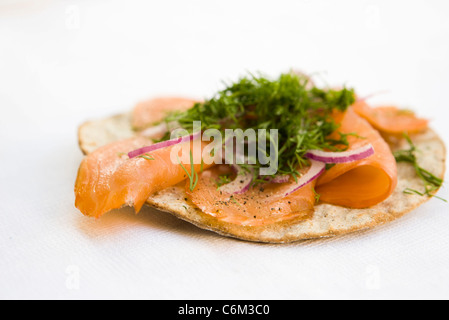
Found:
77,113 -> 446,243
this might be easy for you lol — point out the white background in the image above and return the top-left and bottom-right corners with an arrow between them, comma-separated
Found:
1,0 -> 448,299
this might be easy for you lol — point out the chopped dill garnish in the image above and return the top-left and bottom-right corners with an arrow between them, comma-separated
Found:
230,195 -> 241,206
403,188 -> 447,202
394,132 -> 446,202
312,187 -> 321,204
178,150 -> 199,192
164,71 -> 356,181
137,153 -> 154,160
215,173 -> 232,189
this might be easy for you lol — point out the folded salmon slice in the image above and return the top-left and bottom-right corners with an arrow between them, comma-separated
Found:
132,97 -> 198,130
352,100 -> 428,134
316,107 -> 398,208
186,165 -> 316,226
75,136 -> 149,217
75,137 -> 213,218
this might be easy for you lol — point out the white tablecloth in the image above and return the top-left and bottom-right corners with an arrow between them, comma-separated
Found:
1,0 -> 448,299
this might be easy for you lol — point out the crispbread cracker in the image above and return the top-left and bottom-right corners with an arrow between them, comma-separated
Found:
77,113 -> 446,243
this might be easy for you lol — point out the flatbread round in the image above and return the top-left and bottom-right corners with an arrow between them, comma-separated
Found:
77,113 -> 446,243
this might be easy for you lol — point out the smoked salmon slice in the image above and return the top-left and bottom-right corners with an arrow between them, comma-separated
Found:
132,97 -> 198,130
186,165 -> 316,226
75,137 -> 213,218
75,136 -> 149,218
316,107 -> 398,208
352,100 -> 428,134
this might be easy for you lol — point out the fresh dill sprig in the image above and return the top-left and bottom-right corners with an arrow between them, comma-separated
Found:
312,187 -> 321,204
394,132 -> 446,202
403,188 -> 447,202
178,150 -> 199,191
137,153 -> 154,160
164,72 -> 356,180
215,173 -> 232,189
230,195 -> 241,206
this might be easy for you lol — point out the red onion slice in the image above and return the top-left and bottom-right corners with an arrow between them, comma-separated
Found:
259,174 -> 290,184
128,131 -> 201,159
284,160 -> 326,197
221,161 -> 324,197
219,165 -> 253,195
305,144 -> 374,164
270,175 -> 290,183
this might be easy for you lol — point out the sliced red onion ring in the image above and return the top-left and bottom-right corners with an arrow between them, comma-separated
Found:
221,161 -> 324,197
128,131 -> 201,159
305,144 -> 374,164
284,160 -> 326,197
271,175 -> 290,184
219,165 -> 253,195
259,174 -> 290,184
